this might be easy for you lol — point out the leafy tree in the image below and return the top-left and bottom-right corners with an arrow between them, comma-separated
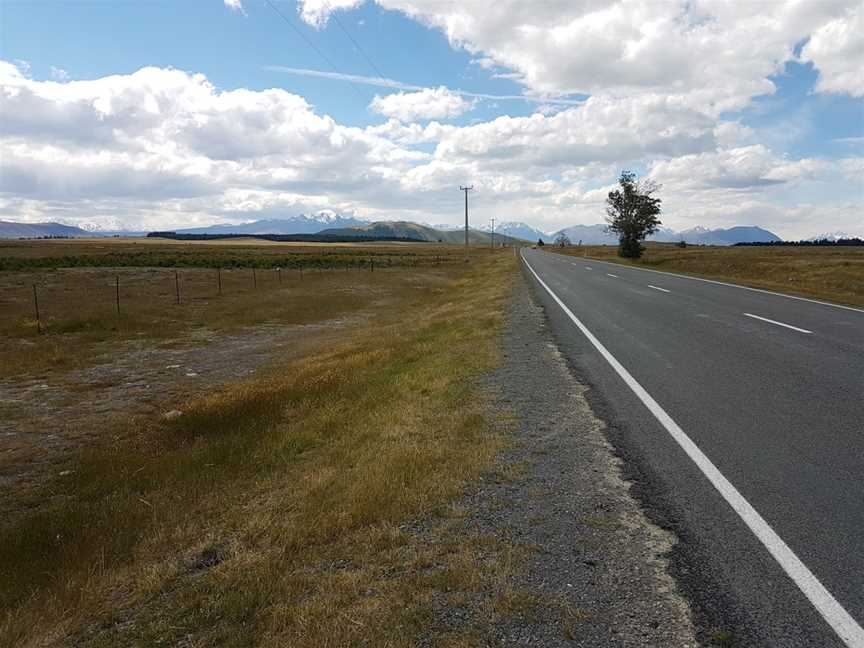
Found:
605,171 -> 662,258
554,233 -> 571,247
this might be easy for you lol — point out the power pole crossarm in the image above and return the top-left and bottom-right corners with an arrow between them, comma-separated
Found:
460,185 -> 473,262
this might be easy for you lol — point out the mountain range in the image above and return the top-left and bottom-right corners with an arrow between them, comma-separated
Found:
172,212 -> 366,235
489,221 -> 782,246
0,215 -> 783,245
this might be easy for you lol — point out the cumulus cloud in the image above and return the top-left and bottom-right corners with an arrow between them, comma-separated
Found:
0,61 -> 419,226
800,4 -> 864,97
299,0 -> 362,27
300,0 -> 863,109
429,95 -> 718,171
224,0 -> 245,14
50,66 -> 69,81
370,87 -> 474,122
1,59 -> 861,238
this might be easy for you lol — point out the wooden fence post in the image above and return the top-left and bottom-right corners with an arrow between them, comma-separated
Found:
32,284 -> 42,334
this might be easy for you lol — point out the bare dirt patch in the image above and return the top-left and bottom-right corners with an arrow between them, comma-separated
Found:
0,316 -> 354,516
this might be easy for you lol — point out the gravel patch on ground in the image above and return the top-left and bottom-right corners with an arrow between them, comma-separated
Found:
0,317 -> 356,514
422,270 -> 698,646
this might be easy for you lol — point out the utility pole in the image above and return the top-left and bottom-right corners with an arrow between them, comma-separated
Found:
460,185 -> 473,261
490,217 -> 495,249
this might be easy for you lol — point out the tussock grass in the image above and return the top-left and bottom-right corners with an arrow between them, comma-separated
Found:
0,265 -> 427,378
550,244 -> 864,306
0,252 -> 516,647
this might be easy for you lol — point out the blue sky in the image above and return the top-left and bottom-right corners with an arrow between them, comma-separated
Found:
1,0 -> 862,237
1,1 -> 545,125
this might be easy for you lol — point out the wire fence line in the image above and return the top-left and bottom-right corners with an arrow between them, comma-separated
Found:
3,256 -> 454,335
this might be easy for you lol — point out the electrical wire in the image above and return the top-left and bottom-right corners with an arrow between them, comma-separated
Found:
262,0 -> 367,100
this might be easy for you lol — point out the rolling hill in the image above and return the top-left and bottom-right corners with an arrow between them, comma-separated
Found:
318,221 -> 522,245
0,220 -> 97,239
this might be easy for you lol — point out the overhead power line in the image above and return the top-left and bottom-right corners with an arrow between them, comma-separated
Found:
262,0 -> 366,100
322,1 -> 388,81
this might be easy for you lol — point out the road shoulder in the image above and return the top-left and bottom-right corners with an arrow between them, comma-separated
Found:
420,269 -> 698,646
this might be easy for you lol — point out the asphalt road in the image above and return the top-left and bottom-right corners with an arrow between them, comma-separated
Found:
521,248 -> 864,647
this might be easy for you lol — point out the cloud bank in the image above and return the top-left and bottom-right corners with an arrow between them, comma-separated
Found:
1,0 -> 862,238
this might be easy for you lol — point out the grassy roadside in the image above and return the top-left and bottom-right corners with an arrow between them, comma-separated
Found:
548,244 -> 864,307
1,252 -> 518,647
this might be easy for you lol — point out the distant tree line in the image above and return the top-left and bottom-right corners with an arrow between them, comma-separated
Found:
15,235 -> 74,240
734,238 -> 863,247
147,232 -> 426,243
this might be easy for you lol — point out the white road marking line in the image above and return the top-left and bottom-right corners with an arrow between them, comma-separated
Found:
744,313 -> 813,334
521,252 -> 864,648
607,273 -> 619,278
585,266 -> 593,270
648,285 -> 670,293
570,255 -> 864,314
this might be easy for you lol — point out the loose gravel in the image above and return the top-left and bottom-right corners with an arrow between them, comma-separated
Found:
423,270 -> 699,646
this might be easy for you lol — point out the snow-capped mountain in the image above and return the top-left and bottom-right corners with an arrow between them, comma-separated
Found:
172,212 -> 367,235
479,221 -> 550,242
548,224 -> 781,245
808,231 -> 859,242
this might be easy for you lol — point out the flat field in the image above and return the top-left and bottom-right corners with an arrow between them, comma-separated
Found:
549,243 -> 864,307
0,239 -> 520,647
0,236 -> 447,270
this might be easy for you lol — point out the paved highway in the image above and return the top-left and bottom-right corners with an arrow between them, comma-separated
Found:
521,247 -> 864,647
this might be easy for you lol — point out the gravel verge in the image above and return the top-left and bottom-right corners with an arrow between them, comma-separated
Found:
423,269 -> 699,646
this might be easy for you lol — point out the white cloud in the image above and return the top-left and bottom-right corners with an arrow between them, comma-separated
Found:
1,59 -> 860,238
299,0 -> 362,27
370,86 -> 474,121
429,94 -> 718,171
800,4 -> 864,97
50,66 -> 69,81
300,0 -> 862,109
224,0 -> 245,14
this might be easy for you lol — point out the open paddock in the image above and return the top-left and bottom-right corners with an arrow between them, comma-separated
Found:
549,243 -> 864,307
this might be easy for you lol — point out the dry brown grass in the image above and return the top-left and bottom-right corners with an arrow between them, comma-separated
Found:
549,243 -> 864,306
0,266 -> 380,377
0,238 -> 475,379
0,249 -> 518,647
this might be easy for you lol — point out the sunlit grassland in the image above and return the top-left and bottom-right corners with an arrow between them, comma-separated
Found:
0,249 -> 520,647
0,240 -> 473,378
549,243 -> 864,306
